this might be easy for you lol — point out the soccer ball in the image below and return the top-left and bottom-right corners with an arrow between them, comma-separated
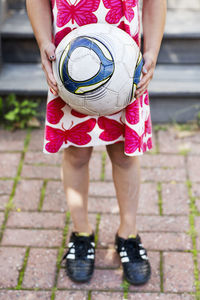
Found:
52,23 -> 143,116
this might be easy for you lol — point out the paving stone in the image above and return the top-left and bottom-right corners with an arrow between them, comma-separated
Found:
98,214 -> 119,248
104,154 -> 112,181
23,248 -> 57,288
0,153 -> 21,178
196,199 -> 200,212
195,217 -> 200,250
141,232 -> 191,251
0,180 -> 13,195
24,151 -> 62,165
94,145 -> 106,152
128,293 -> 195,299
187,156 -> 200,182
55,291 -> 88,300
141,167 -> 187,182
0,129 -> 27,151
91,291 -> 124,300
162,182 -> 189,215
89,181 -> 116,197
138,183 -> 159,215
163,252 -> 195,292
88,197 -> 119,214
1,229 -> 63,247
191,183 -> 200,212
129,251 -> 160,292
98,214 -> 189,248
89,152 -> 102,181
95,248 -> 120,268
158,128 -> 200,154
89,183 -> 159,215
192,183 -> 200,198
57,268 -> 123,290
13,180 -> 43,210
0,290 -> 52,299
0,195 -> 9,210
28,129 -> 45,151
43,181 -> 67,212
140,154 -> 185,168
6,211 -> 65,228
136,215 -> 189,232
21,165 -> 61,180
168,0 -> 200,10
0,247 -> 26,288
0,212 -> 4,226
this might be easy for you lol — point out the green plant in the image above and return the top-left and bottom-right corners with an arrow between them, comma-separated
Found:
0,94 -> 40,130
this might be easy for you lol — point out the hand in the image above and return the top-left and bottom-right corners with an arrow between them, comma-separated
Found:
40,42 -> 58,96
135,52 -> 156,98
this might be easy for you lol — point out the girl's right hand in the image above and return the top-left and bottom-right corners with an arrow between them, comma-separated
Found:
40,42 -> 58,96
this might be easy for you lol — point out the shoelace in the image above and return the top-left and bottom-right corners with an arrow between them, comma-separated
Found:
73,236 -> 93,258
62,236 -> 93,261
123,238 -> 144,261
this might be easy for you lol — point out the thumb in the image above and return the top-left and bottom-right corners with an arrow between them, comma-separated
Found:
45,43 -> 56,61
142,60 -> 151,75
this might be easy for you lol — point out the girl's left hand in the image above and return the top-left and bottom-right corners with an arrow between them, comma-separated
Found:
135,52 -> 157,98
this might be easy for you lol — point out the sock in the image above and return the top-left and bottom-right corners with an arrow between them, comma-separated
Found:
128,234 -> 137,239
76,232 -> 91,237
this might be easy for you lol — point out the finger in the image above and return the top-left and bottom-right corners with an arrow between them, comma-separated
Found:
137,70 -> 153,89
43,58 -> 57,86
142,66 -> 148,75
44,43 -> 56,61
47,78 -> 58,95
135,81 -> 150,98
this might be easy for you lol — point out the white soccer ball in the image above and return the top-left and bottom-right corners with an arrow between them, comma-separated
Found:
53,23 -> 143,116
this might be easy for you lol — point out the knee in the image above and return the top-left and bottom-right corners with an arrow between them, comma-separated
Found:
63,146 -> 93,168
110,153 -> 138,169
106,144 -> 139,169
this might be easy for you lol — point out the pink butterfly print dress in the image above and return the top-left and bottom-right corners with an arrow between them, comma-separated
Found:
43,0 -> 153,155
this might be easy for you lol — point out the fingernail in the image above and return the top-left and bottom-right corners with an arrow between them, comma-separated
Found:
143,67 -> 148,74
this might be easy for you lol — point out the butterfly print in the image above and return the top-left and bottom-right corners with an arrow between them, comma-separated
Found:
125,125 -> 144,153
71,109 -> 88,118
55,27 -> 73,47
125,98 -> 140,125
56,0 -> 100,27
102,0 -> 137,24
45,119 -> 96,153
147,137 -> 152,149
47,97 -> 66,125
118,21 -> 131,35
144,92 -> 149,105
98,116 -> 125,141
133,31 -> 139,46
43,0 -> 153,155
144,115 -> 152,135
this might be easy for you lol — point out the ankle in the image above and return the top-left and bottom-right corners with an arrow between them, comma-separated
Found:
73,224 -> 93,235
117,226 -> 138,239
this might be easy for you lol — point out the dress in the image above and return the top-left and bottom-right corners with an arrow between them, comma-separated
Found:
43,0 -> 153,156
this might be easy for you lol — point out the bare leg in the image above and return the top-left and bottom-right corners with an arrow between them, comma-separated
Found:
106,142 -> 141,239
61,146 -> 94,234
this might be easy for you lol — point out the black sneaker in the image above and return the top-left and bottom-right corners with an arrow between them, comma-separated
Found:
62,231 -> 95,283
115,233 -> 151,285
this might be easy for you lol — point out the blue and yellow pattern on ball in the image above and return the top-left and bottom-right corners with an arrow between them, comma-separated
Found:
58,36 -> 115,95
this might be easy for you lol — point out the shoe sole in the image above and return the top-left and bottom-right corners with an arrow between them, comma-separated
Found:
65,267 -> 94,283
122,271 -> 151,286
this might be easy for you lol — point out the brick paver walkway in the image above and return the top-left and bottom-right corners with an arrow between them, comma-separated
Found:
0,125 -> 200,300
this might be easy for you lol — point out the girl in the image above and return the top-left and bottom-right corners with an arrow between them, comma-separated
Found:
26,0 -> 166,285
